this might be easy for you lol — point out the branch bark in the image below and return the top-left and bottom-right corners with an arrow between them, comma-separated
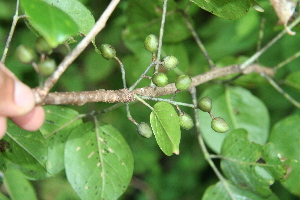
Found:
36,64 -> 274,106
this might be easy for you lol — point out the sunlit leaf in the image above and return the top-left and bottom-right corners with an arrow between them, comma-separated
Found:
43,0 -> 95,36
269,114 -> 300,196
190,0 -> 252,20
65,122 -> 134,200
21,0 -> 79,47
198,85 -> 270,153
150,102 -> 181,156
202,181 -> 279,200
2,121 -> 47,171
4,168 -> 38,200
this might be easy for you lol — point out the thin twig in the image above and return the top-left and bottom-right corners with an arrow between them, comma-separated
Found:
240,15 -> 300,70
190,87 -> 235,200
273,50 -> 300,71
115,57 -> 127,88
184,12 -> 215,69
261,73 -> 300,108
155,0 -> 168,73
1,0 -> 20,63
137,95 -> 195,108
34,0 -> 121,104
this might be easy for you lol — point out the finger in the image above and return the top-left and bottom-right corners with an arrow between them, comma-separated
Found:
0,63 -> 35,116
0,116 -> 7,139
10,106 -> 45,132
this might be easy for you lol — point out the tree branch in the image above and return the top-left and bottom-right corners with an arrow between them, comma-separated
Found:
37,64 -> 274,106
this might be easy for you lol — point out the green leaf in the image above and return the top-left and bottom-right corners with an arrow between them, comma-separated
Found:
4,168 -> 38,200
150,102 -> 181,156
198,85 -> 270,153
43,0 -> 95,36
65,122 -> 134,200
2,121 -> 48,171
190,0 -> 252,20
37,106 -> 82,176
21,0 -> 79,48
285,70 -> 300,90
269,114 -> 300,196
202,181 -> 279,200
221,129 -> 279,197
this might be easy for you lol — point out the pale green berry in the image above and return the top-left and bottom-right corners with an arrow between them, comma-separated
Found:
152,72 -> 168,87
100,44 -> 116,60
37,59 -> 56,77
211,117 -> 228,133
144,34 -> 158,53
175,75 -> 192,90
179,113 -> 194,130
16,45 -> 35,64
198,97 -> 212,112
137,122 -> 153,138
35,37 -> 52,54
161,55 -> 178,70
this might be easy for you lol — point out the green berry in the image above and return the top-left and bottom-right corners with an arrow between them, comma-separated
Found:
37,59 -> 56,76
198,97 -> 212,112
16,45 -> 35,64
100,44 -> 116,60
179,113 -> 194,130
137,122 -> 153,138
152,72 -> 168,87
144,34 -> 158,53
35,37 -> 53,54
211,117 -> 228,133
175,75 -> 192,90
161,55 -> 178,70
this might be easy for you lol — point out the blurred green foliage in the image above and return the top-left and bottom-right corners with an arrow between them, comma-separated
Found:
1,0 -> 300,199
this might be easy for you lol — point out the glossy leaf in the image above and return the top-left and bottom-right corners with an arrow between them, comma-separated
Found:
65,122 -> 134,200
221,129 -> 284,197
269,114 -> 300,196
4,168 -> 38,200
190,0 -> 252,20
44,0 -> 95,36
202,181 -> 279,200
2,121 -> 47,171
150,102 -> 181,156
198,85 -> 269,153
21,0 -> 79,47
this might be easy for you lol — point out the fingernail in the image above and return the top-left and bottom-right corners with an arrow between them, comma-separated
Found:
14,80 -> 34,110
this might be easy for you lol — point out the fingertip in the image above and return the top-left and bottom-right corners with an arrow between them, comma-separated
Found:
0,117 -> 7,139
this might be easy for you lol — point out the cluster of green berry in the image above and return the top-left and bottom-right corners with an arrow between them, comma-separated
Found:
99,34 -> 228,138
16,37 -> 56,77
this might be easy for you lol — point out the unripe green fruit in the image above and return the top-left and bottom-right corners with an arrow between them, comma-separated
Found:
16,45 -> 35,64
37,59 -> 56,77
211,117 -> 228,133
152,72 -> 168,87
137,122 -> 153,138
175,75 -> 192,90
161,55 -> 178,70
100,44 -> 116,60
198,97 -> 212,112
179,113 -> 194,130
144,34 -> 158,53
35,37 -> 53,54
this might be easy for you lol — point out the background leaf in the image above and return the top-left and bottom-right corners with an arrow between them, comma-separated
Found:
4,168 -> 38,200
190,0 -> 252,20
2,121 -> 48,172
65,122 -> 134,200
150,102 -> 181,156
21,0 -> 79,47
198,85 -> 270,153
269,114 -> 300,196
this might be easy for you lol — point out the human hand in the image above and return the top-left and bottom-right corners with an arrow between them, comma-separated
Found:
0,62 -> 45,138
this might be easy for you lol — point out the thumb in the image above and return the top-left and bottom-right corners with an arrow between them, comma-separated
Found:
0,62 -> 35,117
